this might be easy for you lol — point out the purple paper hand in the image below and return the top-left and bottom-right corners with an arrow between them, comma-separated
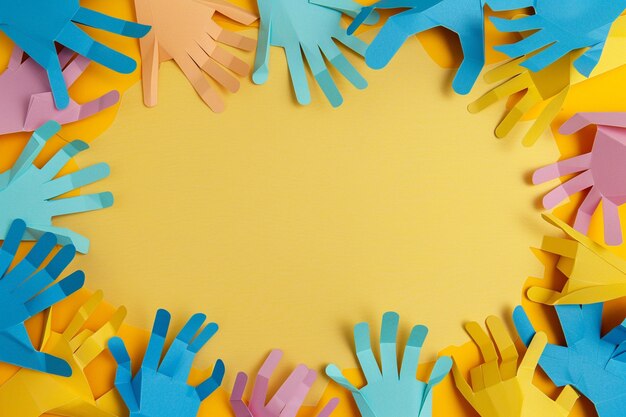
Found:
230,349 -> 338,417
0,46 -> 119,135
533,113 -> 626,245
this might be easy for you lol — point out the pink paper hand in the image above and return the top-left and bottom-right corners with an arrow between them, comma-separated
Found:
230,349 -> 338,417
0,46 -> 119,135
533,112 -> 626,245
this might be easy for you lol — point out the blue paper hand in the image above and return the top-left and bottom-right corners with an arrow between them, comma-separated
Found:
254,0 -> 379,107
0,0 -> 150,109
0,218 -> 84,376
342,0 -> 496,95
514,304 -> 626,417
108,309 -> 225,417
0,120 -> 113,254
326,312 -> 452,417
491,0 -> 626,76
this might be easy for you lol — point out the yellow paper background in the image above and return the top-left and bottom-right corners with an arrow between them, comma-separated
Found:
0,2 -> 625,417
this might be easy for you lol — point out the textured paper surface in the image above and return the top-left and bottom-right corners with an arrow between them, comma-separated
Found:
64,31 -> 559,385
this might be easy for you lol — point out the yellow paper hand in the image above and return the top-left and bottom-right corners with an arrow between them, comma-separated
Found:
468,50 -> 571,147
451,316 -> 578,417
527,214 -> 626,305
0,291 -> 126,417
470,15 -> 626,147
134,0 -> 258,112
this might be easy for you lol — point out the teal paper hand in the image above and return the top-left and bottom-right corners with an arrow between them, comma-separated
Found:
0,121 -> 113,254
491,0 -> 626,76
108,309 -> 225,417
326,312 -> 452,417
514,304 -> 626,417
253,0 -> 378,107
0,218 -> 84,376
0,0 -> 150,109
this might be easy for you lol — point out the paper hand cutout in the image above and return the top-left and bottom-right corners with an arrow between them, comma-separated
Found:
134,0 -> 257,113
514,303 -> 626,417
341,0 -> 519,95
254,0 -> 378,107
451,315 -> 578,417
230,349 -> 339,417
0,291 -> 126,417
469,51 -> 571,146
491,0 -> 626,76
326,312 -> 452,417
0,46 -> 120,135
0,0 -> 149,109
527,213 -> 626,305
533,113 -> 626,245
0,219 -> 84,376
0,121 -> 113,253
108,309 -> 225,417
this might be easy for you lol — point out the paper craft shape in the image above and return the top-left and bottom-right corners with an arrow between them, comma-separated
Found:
491,0 -> 626,76
0,291 -> 126,417
468,51 -> 571,147
339,0 -> 519,95
325,312 -> 451,417
230,349 -> 339,417
254,0 -> 378,107
533,113 -> 626,245
108,309 -> 225,417
470,15 -> 626,145
134,0 -> 257,113
0,0 -> 149,109
0,46 -> 119,135
514,303 -> 626,417
0,121 -> 112,253
451,315 -> 578,417
0,219 -> 84,376
527,213 -> 626,305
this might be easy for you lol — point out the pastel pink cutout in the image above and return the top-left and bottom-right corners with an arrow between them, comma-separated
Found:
0,46 -> 119,135
533,112 -> 626,245
230,349 -> 339,417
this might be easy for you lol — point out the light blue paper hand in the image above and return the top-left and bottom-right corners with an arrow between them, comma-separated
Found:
108,309 -> 225,417
0,218 -> 84,377
254,0 -> 379,107
514,304 -> 626,417
326,312 -> 452,417
0,120 -> 113,254
0,0 -> 150,109
340,0 -> 515,95
491,0 -> 626,76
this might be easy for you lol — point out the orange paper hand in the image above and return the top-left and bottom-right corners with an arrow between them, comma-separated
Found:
134,0 -> 258,112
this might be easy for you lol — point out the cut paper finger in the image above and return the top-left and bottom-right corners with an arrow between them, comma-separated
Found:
468,50 -> 572,147
526,213 -> 626,305
451,315 -> 578,417
230,349 -> 338,417
109,309 -> 224,417
134,0 -> 257,112
513,304 -> 626,417
470,14 -> 626,145
0,218 -> 84,376
0,291 -> 125,417
339,0 -> 518,95
325,311 -> 451,417
533,113 -> 626,245
491,0 -> 626,76
0,120 -> 113,253
0,46 -> 120,135
254,0 -> 376,107
0,0 -> 150,109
